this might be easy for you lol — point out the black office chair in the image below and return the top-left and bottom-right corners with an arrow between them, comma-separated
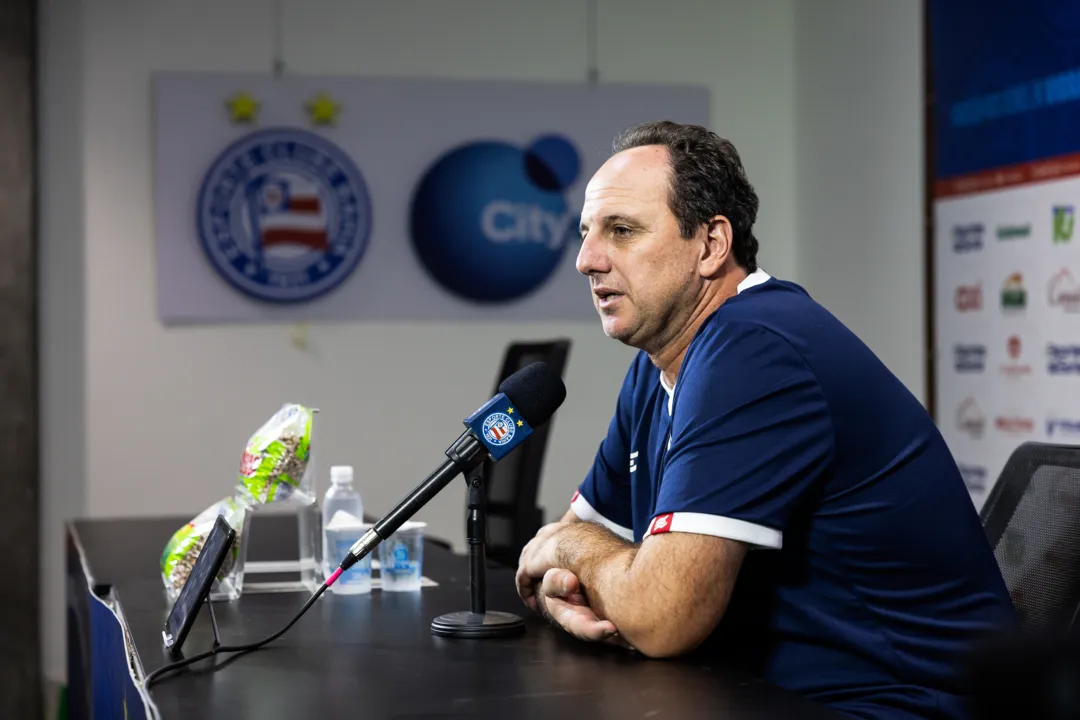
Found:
979,442 -> 1080,634
480,339 -> 571,568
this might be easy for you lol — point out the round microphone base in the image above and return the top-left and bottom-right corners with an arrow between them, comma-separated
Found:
430,610 -> 526,639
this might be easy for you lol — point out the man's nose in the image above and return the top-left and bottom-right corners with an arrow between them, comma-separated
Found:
575,233 -> 610,276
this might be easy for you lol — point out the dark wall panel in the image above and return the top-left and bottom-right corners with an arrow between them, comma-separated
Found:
0,0 -> 41,716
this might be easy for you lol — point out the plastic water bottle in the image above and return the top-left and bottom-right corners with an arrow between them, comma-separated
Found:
322,466 -> 363,577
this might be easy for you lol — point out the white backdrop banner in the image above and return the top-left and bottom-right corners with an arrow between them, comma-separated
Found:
935,184 -> 1080,510
930,3 -> 1080,510
153,72 -> 709,323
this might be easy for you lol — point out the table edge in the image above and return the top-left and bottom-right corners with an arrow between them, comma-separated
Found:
68,522 -> 159,719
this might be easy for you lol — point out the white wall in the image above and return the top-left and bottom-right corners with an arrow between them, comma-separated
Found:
794,0 -> 926,400
39,0 -> 924,686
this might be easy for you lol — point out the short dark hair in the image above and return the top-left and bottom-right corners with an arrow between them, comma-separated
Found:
612,121 -> 759,273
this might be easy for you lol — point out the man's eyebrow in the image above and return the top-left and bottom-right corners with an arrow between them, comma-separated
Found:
579,214 -> 642,234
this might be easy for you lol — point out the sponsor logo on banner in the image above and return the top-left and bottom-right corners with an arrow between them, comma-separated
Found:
952,223 -> 984,252
1000,272 -> 1027,311
1047,343 -> 1080,375
996,223 -> 1031,240
957,398 -> 986,439
955,282 -> 983,312
1053,205 -> 1075,243
1048,269 -> 1080,312
196,128 -> 373,303
410,135 -> 581,302
999,336 -> 1032,377
954,343 -> 987,372
1047,417 -> 1080,438
995,414 -> 1035,435
958,464 -> 988,492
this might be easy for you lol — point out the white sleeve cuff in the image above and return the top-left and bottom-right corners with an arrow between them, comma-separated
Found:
570,491 -> 634,541
644,511 -> 782,549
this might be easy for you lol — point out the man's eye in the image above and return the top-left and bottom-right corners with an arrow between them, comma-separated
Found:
613,226 -> 632,237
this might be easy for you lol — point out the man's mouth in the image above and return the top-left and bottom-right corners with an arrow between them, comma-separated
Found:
593,288 -> 623,309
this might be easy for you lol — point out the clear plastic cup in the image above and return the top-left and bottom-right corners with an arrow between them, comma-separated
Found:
326,517 -> 373,595
378,521 -> 426,592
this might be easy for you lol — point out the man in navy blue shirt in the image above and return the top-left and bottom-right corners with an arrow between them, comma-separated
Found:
515,121 -> 1017,719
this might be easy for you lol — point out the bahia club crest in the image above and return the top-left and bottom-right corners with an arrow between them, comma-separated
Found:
197,127 -> 372,303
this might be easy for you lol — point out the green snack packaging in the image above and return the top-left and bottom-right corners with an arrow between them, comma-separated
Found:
160,496 -> 246,597
160,403 -> 316,597
238,403 -> 315,504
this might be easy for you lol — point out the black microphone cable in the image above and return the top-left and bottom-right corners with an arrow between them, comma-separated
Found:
144,562 -> 354,687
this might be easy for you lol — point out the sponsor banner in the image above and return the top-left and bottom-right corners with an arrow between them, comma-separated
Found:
937,186 -> 1080,510
933,1 -> 1080,510
154,72 -> 709,322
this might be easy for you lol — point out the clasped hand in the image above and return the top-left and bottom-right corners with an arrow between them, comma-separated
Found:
515,522 -> 625,645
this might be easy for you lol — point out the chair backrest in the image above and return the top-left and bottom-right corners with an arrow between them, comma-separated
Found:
482,339 -> 571,567
980,442 -> 1080,634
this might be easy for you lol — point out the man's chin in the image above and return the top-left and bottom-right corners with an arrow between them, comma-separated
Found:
600,317 -> 635,345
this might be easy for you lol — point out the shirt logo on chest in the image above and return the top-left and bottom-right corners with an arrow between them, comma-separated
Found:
629,451 -> 638,473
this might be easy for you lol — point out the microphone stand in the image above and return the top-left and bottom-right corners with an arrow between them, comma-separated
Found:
430,462 -> 525,638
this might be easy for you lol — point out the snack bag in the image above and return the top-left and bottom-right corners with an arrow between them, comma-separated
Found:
160,496 -> 247,597
160,403 -> 316,596
238,403 -> 315,504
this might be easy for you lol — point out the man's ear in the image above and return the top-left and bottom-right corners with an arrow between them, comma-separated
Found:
700,215 -> 733,277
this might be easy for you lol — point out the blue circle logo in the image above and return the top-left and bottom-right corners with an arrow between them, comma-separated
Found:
410,134 -> 581,303
482,412 -> 516,446
197,128 -> 372,303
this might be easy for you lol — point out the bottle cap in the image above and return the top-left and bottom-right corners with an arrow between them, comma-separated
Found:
330,466 -> 354,485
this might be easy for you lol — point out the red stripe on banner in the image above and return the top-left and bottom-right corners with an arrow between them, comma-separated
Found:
261,228 -> 329,250
288,196 -> 321,214
935,151 -> 1080,198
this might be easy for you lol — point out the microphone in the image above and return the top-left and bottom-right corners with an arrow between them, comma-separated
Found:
330,361 -> 566,581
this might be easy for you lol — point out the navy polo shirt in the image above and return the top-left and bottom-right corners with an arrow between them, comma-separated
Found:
572,272 -> 1017,719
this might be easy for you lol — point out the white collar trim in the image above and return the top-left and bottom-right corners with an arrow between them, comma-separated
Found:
659,268 -> 770,415
737,269 -> 771,293
660,372 -> 675,415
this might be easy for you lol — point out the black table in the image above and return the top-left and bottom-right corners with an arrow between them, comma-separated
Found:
66,515 -> 840,719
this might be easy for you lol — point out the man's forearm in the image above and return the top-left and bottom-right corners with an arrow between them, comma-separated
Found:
553,522 -> 640,636
549,521 -> 745,657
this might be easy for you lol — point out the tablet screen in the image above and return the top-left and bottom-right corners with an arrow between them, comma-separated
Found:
163,515 -> 235,652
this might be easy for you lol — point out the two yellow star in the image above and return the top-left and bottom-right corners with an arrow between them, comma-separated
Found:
223,91 -> 341,126
507,408 -> 523,427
